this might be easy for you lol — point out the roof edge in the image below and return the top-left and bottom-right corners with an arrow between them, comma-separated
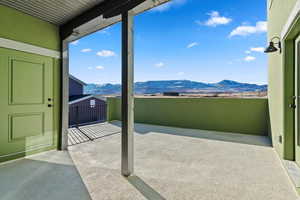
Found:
69,74 -> 87,86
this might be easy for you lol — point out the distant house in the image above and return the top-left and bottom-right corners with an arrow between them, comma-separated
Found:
163,92 -> 180,96
69,75 -> 107,127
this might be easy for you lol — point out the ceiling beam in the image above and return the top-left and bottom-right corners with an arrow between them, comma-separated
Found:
103,0 -> 147,18
60,0 -> 146,39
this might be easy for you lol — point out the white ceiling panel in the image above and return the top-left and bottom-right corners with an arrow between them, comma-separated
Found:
0,0 -> 105,25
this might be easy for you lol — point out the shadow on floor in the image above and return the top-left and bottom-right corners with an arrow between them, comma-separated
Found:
0,151 -> 91,200
110,121 -> 271,147
126,175 -> 166,200
68,122 -> 122,146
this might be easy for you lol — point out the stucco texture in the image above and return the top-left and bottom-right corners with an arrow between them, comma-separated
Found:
0,5 -> 60,50
107,97 -> 269,136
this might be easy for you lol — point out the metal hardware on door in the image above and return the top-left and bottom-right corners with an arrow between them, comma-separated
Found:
290,96 -> 297,109
289,104 -> 296,109
48,98 -> 52,101
48,104 -> 53,107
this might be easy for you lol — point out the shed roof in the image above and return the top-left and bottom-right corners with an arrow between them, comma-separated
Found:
69,75 -> 87,86
69,94 -> 91,102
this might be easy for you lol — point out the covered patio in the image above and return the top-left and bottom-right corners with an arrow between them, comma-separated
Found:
1,122 -> 297,200
0,0 -> 170,176
1,0 -> 300,199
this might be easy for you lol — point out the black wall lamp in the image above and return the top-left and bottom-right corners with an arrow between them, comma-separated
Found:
264,36 -> 282,53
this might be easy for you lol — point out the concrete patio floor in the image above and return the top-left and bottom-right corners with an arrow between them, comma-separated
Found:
0,151 -> 91,200
0,122 -> 298,200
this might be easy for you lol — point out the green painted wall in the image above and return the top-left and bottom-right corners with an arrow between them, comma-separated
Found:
108,97 -> 269,136
0,6 -> 61,162
267,0 -> 298,159
0,5 -> 60,51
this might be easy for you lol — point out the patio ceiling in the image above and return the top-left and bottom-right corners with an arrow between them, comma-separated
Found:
0,0 -> 106,25
0,0 -> 169,39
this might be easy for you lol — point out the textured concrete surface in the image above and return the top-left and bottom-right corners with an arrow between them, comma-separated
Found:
68,123 -> 121,146
68,122 -> 298,200
283,160 -> 300,188
0,151 -> 91,200
1,122 -> 298,200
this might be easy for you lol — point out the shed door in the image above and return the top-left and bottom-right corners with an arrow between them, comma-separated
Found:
0,48 -> 54,162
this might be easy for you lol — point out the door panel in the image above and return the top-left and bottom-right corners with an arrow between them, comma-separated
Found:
10,59 -> 45,105
0,48 -> 54,161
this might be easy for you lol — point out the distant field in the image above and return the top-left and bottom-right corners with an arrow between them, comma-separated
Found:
101,91 -> 267,99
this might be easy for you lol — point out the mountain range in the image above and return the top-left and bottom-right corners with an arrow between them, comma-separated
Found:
84,80 -> 267,95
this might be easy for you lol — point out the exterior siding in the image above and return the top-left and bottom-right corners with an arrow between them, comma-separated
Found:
267,0 -> 298,158
69,78 -> 84,96
69,97 -> 107,126
70,97 -> 106,107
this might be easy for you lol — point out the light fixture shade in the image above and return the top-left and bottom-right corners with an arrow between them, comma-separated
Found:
264,42 -> 278,53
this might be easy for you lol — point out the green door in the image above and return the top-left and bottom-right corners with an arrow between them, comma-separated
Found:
295,36 -> 300,165
0,48 -> 55,162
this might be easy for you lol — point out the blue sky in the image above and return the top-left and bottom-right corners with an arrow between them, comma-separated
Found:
69,0 -> 267,85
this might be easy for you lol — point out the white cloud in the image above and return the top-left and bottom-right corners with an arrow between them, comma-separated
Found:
70,40 -> 79,45
244,56 -> 256,62
245,47 -> 265,54
200,11 -> 232,27
98,27 -> 110,35
95,66 -> 104,70
187,42 -> 199,48
155,62 -> 165,68
177,72 -> 185,76
96,50 -> 116,57
250,47 -> 265,53
152,0 -> 186,12
81,48 -> 92,52
151,3 -> 170,12
230,21 -> 267,37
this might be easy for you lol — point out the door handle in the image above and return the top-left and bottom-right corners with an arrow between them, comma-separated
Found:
289,104 -> 296,109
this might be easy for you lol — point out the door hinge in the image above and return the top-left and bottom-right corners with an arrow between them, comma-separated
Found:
279,135 -> 283,143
